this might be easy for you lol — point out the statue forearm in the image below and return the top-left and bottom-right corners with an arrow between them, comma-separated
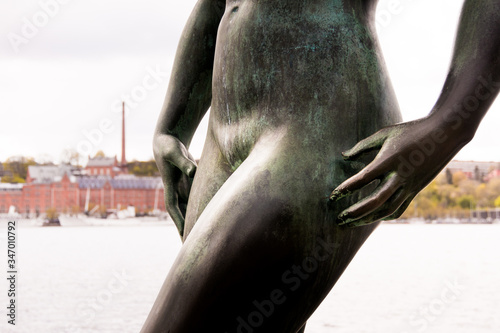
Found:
428,0 -> 500,143
155,0 -> 225,147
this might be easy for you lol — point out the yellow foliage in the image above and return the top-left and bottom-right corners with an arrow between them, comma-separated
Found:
45,207 -> 59,220
452,171 -> 467,186
399,170 -> 499,220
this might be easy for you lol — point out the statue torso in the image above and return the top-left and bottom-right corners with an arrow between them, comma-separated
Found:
210,0 -> 400,164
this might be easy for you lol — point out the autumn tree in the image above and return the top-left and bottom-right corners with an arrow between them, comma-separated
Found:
1,156 -> 37,183
127,159 -> 159,177
401,170 -> 500,220
61,149 -> 82,167
45,207 -> 60,220
94,150 -> 106,158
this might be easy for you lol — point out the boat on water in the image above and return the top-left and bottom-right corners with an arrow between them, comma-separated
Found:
42,218 -> 61,227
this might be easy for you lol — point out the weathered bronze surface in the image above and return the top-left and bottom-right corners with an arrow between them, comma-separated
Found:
143,0 -> 499,331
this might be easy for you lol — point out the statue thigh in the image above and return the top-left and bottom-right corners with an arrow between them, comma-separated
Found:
143,130 -> 379,332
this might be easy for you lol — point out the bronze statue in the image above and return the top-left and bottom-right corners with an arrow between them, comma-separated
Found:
143,0 -> 500,331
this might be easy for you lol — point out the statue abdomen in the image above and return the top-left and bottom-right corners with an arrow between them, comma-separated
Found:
210,2 -> 401,161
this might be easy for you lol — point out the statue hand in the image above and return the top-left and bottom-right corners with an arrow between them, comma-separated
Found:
330,117 -> 461,227
154,134 -> 197,237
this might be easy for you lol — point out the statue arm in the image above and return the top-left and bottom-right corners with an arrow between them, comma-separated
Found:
330,0 -> 500,227
427,0 -> 500,140
154,0 -> 225,237
155,0 -> 225,145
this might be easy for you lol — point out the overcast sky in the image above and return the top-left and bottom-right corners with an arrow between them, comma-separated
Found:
1,0 -> 499,165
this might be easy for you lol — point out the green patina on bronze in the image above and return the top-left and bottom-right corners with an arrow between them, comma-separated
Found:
145,1 -> 500,332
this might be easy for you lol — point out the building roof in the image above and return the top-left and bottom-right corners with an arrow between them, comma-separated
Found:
111,175 -> 162,189
78,175 -> 162,189
446,160 -> 500,174
27,165 -> 73,184
86,156 -> 117,167
78,176 -> 110,189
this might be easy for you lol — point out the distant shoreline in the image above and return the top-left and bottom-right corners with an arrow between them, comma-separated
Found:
1,216 -> 499,228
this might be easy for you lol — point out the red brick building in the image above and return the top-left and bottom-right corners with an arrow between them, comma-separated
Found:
0,183 -> 23,215
0,163 -> 165,217
85,156 -> 126,177
485,169 -> 500,182
1,103 -> 167,217
446,161 -> 500,182
78,174 -> 164,214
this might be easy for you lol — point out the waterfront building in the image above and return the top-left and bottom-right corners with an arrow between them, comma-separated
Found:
0,102 -> 166,217
446,160 -> 500,181
85,156 -> 125,177
0,163 -> 165,217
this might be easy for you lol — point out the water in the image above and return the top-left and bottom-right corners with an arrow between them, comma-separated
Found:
0,222 -> 499,333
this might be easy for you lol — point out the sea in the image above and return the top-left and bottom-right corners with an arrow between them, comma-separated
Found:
0,219 -> 499,333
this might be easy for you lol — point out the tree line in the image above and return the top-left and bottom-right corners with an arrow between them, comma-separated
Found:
401,170 -> 500,220
1,152 -> 160,183
2,154 -> 499,220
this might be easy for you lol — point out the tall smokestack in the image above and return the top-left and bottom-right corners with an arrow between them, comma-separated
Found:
121,101 -> 126,167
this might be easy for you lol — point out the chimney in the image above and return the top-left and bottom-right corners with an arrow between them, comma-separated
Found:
121,101 -> 126,168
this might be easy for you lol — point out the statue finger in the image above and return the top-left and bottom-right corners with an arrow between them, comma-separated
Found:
168,145 -> 198,177
341,128 -> 389,160
330,161 -> 386,200
382,196 -> 414,221
164,189 -> 185,238
338,190 -> 408,227
337,173 -> 401,222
